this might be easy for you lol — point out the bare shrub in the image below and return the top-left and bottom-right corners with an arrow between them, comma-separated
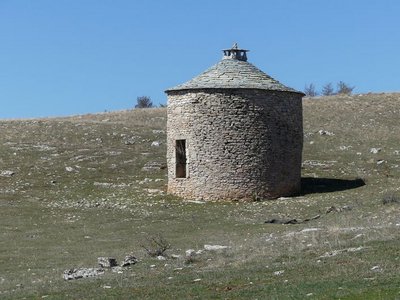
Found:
304,83 -> 318,97
135,96 -> 153,108
141,234 -> 171,257
336,81 -> 355,95
382,193 -> 400,205
322,83 -> 335,96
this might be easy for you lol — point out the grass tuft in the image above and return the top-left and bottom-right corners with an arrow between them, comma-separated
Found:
382,193 -> 400,205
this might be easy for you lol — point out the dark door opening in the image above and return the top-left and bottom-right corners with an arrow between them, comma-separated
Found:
176,139 -> 187,178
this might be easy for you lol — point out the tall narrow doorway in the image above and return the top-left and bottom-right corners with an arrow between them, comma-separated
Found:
175,139 -> 187,178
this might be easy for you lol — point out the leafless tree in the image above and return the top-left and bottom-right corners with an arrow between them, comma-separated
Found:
304,83 -> 318,97
336,81 -> 355,95
135,96 -> 153,108
322,83 -> 335,96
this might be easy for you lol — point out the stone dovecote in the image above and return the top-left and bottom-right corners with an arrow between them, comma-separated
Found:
165,44 -> 304,201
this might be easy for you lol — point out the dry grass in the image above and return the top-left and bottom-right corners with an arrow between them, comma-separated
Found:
0,94 -> 400,299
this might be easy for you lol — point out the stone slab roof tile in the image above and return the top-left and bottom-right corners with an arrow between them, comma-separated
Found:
166,58 -> 302,94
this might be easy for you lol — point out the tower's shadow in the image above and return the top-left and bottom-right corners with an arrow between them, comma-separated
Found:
301,177 -> 365,195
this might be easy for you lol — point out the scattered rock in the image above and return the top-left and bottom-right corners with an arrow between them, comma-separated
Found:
301,228 -> 321,233
152,130 -> 164,134
146,188 -> 162,194
171,254 -> 182,259
0,170 -> 15,177
94,182 -> 130,188
204,244 -> 229,251
63,268 -> 104,280
318,130 -> 334,136
33,144 -> 56,151
111,266 -> 124,273
265,215 -> 320,225
193,278 -> 202,282
302,160 -> 336,167
371,265 -> 382,272
123,137 -> 136,145
65,166 -> 75,172
376,159 -> 385,165
138,178 -> 153,184
157,255 -> 166,261
370,148 -> 381,154
185,249 -> 196,258
142,162 -> 163,171
121,255 -> 138,267
151,141 -> 160,147
325,205 -> 352,214
273,270 -> 285,276
339,145 -> 352,150
352,233 -> 364,240
319,246 -> 365,258
186,200 -> 206,204
107,151 -> 121,156
98,257 -> 118,268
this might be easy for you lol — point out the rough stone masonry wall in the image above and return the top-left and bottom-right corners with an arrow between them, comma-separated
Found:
166,89 -> 303,201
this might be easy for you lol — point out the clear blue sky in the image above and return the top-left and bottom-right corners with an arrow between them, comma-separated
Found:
1,0 -> 399,118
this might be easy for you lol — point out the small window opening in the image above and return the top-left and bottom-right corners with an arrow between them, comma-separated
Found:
175,139 -> 187,178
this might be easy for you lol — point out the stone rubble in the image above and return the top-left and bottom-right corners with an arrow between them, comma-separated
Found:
121,255 -> 138,267
204,244 -> 230,251
318,129 -> 334,136
0,170 -> 15,177
339,145 -> 352,150
64,254 -> 138,280
63,268 -> 104,280
370,148 -> 381,154
97,257 -> 118,268
273,270 -> 285,276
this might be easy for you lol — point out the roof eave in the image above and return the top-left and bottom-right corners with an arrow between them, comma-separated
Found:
165,87 -> 305,96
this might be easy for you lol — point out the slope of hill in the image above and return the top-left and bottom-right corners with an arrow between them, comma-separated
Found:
0,93 -> 399,299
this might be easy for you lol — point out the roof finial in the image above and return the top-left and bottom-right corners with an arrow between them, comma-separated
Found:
222,43 -> 249,61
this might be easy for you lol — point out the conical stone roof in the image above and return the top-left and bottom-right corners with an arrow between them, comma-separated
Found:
166,44 -> 303,94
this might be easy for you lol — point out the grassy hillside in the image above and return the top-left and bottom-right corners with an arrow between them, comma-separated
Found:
0,93 -> 399,299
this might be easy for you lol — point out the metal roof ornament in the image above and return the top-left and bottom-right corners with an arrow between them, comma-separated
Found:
223,42 -> 249,61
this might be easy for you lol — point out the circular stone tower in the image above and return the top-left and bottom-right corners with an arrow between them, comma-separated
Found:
165,44 -> 304,201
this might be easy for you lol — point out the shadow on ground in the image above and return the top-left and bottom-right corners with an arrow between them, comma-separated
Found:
301,177 -> 366,195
